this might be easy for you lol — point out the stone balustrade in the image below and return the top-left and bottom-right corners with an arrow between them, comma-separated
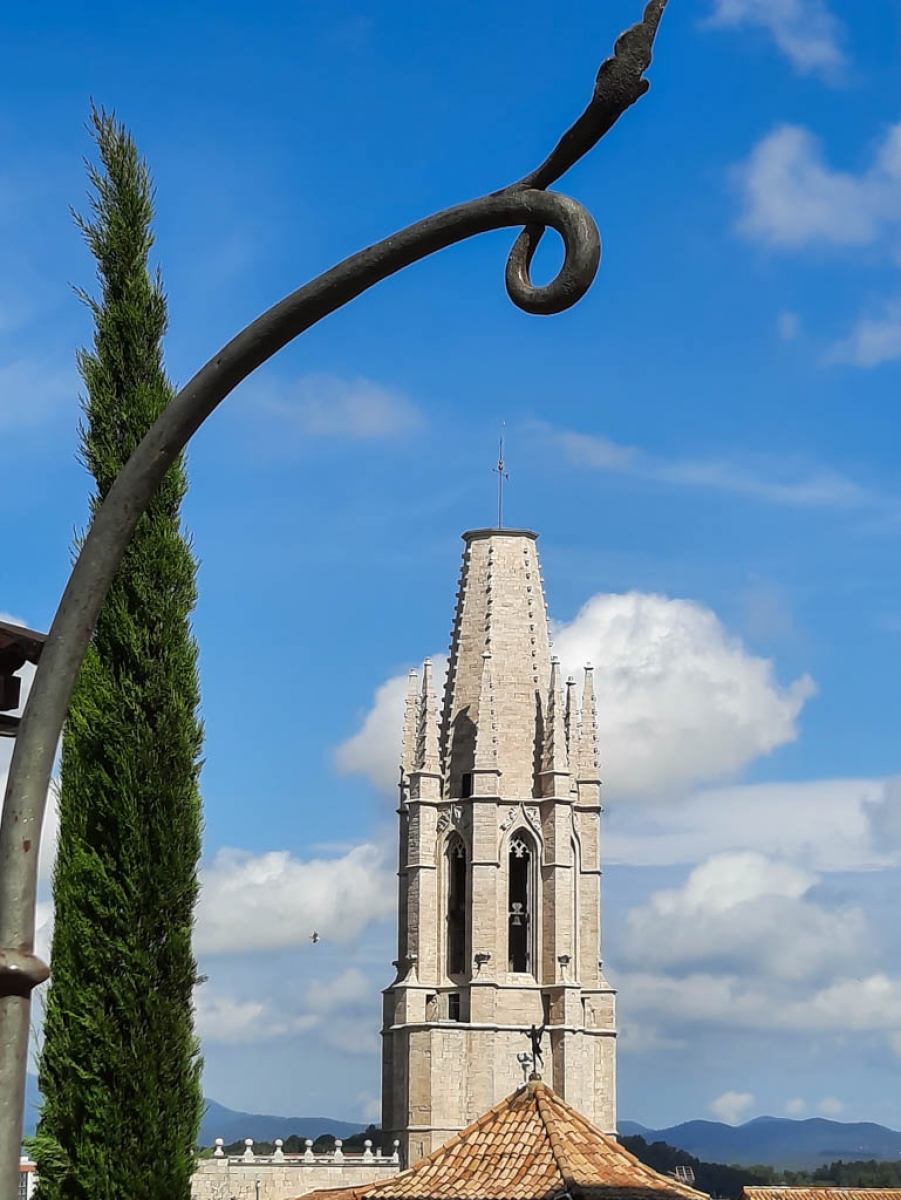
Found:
192,1137 -> 402,1200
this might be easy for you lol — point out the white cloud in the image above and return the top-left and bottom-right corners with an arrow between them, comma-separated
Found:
195,968 -> 380,1054
552,426 -> 874,511
195,992 -> 269,1043
801,974 -> 901,1033
737,122 -> 901,249
617,852 -> 880,1064
619,969 -> 901,1043
710,1090 -> 755,1125
334,663 -> 448,797
335,594 -> 814,803
735,120 -> 901,369
705,0 -> 844,79
784,1097 -> 807,1116
258,373 -> 424,439
305,968 -> 382,1057
305,967 -> 371,1015
865,775 -> 901,854
818,1096 -> 845,1116
195,843 -> 394,955
194,988 -> 319,1045
827,299 -> 901,367
734,120 -> 901,368
617,1022 -> 687,1057
606,777 -> 887,871
552,593 -> 814,798
556,431 -> 638,472
323,1021 -> 380,1058
622,852 -> 867,981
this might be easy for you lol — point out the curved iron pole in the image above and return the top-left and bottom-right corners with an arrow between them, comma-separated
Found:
0,0 -> 668,1191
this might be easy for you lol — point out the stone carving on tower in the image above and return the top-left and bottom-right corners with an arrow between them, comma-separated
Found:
381,529 -> 616,1166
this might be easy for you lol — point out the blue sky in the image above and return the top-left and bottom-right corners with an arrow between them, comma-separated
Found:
3,0 -> 901,1134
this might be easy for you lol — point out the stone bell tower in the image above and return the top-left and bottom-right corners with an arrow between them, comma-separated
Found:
381,529 -> 616,1165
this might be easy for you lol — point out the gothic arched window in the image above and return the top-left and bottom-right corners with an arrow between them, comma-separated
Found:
571,836 -> 580,981
446,836 -> 467,977
508,831 -> 533,973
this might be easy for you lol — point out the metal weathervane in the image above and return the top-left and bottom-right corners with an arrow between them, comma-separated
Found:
0,3 -> 669,1191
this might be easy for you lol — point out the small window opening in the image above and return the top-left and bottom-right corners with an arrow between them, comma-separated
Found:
446,838 -> 466,976
542,993 -> 551,1026
460,772 -> 473,798
508,834 -> 531,972
447,993 -> 461,1022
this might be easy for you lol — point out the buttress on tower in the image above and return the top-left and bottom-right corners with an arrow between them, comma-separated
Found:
381,529 -> 616,1164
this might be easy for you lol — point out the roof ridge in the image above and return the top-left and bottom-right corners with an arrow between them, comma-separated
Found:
604,1126 -> 707,1198
535,1085 -> 580,1190
339,1083 -> 535,1198
293,1084 -> 713,1200
539,1086 -> 707,1199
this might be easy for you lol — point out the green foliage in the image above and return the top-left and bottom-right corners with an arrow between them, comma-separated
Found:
623,1137 -> 901,1198
341,1125 -> 381,1152
220,1127 -> 382,1157
32,105 -> 204,1200
621,1136 -> 773,1200
794,1160 -> 901,1187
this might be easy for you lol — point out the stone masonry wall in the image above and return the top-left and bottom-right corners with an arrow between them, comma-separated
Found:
192,1158 -> 399,1200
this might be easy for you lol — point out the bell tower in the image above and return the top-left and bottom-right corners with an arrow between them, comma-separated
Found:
381,529 -> 616,1164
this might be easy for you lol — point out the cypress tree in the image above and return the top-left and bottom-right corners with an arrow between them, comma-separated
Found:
33,107 -> 204,1200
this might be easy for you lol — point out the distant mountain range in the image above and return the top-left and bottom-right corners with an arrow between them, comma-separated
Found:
22,1075 -> 901,1168
619,1116 -> 901,1170
22,1076 -> 364,1149
198,1100 -> 364,1148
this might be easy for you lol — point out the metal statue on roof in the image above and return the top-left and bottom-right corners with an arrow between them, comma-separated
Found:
526,1023 -> 547,1078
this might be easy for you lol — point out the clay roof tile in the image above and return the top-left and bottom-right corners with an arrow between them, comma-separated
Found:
293,1084 -> 708,1200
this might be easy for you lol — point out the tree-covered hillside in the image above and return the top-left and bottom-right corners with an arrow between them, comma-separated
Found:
622,1135 -> 901,1199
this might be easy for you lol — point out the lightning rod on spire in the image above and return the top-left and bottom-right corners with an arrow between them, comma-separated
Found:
494,423 -> 509,529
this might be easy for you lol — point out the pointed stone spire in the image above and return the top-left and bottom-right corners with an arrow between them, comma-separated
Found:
565,675 -> 581,790
440,529 -> 551,799
472,650 -> 501,787
580,663 -> 600,781
400,668 -> 419,793
415,659 -> 441,777
540,657 -> 570,797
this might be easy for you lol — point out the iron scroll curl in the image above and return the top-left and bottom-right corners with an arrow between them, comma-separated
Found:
503,193 -> 600,316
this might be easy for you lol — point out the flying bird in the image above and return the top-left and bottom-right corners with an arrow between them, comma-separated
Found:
310,931 -> 320,944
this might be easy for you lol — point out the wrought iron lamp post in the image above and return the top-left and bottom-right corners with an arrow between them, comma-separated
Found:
0,2 -> 668,1193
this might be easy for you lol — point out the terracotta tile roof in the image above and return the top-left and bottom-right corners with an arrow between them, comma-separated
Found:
295,1083 -> 709,1200
744,1190 -> 901,1200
